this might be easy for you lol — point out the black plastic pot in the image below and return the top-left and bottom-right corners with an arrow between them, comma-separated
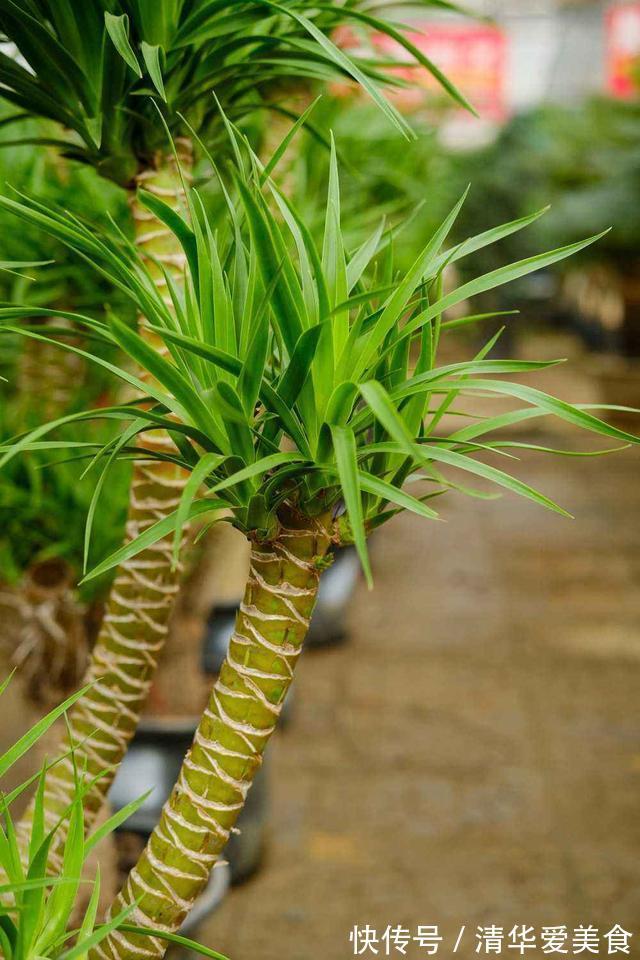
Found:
306,546 -> 359,647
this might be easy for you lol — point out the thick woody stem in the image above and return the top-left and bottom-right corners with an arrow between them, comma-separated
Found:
16,141 -> 193,863
91,508 -> 333,960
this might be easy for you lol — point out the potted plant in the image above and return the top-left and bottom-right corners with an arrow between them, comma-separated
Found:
0,0 -> 467,855
1,124 -> 637,955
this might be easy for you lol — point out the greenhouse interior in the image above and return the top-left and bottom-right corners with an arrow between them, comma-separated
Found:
0,2 -> 638,959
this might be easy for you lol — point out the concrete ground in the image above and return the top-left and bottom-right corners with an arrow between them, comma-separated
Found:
203,374 -> 640,958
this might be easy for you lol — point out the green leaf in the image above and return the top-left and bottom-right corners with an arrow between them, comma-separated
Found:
0,810 -> 22,889
58,900 -> 138,960
28,765 -> 47,866
257,0 -> 414,140
73,867 -> 101,960
314,4 -> 477,116
402,231 -> 611,341
109,318 -> 226,449
353,189 -> 468,378
83,420 -> 145,573
151,326 -> 241,377
357,470 -> 440,521
140,42 -> 166,100
368,441 -> 572,518
0,671 -> 14,698
423,327 -> 505,439
104,13 -> 142,77
331,425 -> 372,587
360,381 -> 571,517
84,792 -> 153,857
346,219 -> 385,293
438,379 -> 640,446
171,453 -> 224,567
430,206 -> 551,277
441,310 -> 520,331
0,685 -> 91,780
0,915 -> 17,956
81,499 -> 224,583
277,324 -> 323,408
235,177 -> 303,355
119,925 -> 230,960
205,451 -> 307,497
22,827 -> 55,957
359,377 -> 413,451
0,326 -> 174,454
261,95 -> 321,183
215,380 -> 255,464
35,791 -> 85,953
138,189 -> 197,279
238,308 -> 270,418
1,746 -> 86,810
154,326 -> 313,458
0,876 -> 83,896
418,443 -> 572,517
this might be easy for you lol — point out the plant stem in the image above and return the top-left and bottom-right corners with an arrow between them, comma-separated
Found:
91,507 -> 333,960
16,141 -> 193,863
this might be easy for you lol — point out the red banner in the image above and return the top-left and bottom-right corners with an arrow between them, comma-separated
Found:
337,22 -> 508,121
606,1 -> 640,97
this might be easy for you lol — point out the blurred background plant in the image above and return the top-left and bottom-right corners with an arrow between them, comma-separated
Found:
0,109 -> 132,708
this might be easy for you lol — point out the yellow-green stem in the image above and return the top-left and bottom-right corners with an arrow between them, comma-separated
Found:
91,508 -> 333,960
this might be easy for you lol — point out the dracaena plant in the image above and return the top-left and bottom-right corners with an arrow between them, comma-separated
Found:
0,1 -> 472,852
0,0 -> 472,185
0,129 -> 638,958
0,673 -> 229,960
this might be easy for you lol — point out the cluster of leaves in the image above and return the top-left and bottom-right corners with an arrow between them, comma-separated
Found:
0,322 -> 130,603
0,122 -> 128,299
0,121 -> 637,588
0,674 -> 230,960
289,97 -> 452,270
0,0 -> 473,185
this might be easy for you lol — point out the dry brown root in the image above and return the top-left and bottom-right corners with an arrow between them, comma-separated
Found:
4,558 -> 89,709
